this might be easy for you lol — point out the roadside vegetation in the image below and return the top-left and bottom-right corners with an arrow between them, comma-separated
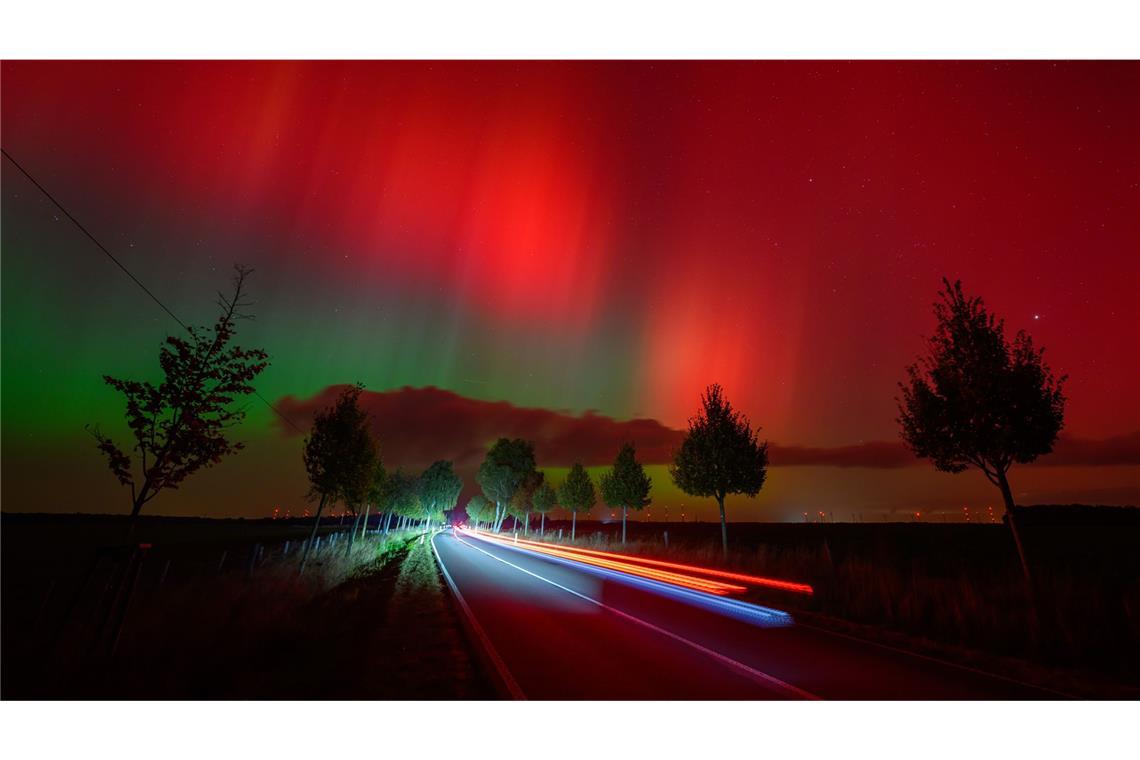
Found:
2,518 -> 489,698
529,514 -> 1140,693
49,268 -> 1129,696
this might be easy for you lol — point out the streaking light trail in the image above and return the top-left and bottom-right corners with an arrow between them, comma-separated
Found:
457,529 -> 797,629
460,528 -> 814,595
466,529 -> 745,594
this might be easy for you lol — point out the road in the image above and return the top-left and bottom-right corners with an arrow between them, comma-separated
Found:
432,529 -> 1059,700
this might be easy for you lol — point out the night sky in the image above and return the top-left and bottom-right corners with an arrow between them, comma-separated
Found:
2,60 -> 1137,520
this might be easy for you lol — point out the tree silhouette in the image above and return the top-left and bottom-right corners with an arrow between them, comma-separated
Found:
559,463 -> 596,541
897,278 -> 1066,583
670,384 -> 768,556
476,438 -> 536,532
600,443 -> 652,545
299,384 -> 376,574
532,480 -> 557,536
418,460 -> 463,532
91,266 -> 269,530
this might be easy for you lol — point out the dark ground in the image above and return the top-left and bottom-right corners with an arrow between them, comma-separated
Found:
508,506 -> 1140,692
1,514 -> 495,699
3,508 -> 1138,698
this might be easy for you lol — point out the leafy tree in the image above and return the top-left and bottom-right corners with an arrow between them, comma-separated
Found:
465,494 -> 495,529
418,460 -> 463,532
600,443 -> 652,545
342,432 -> 379,556
559,463 -> 596,541
532,480 -> 557,536
299,383 -> 375,574
509,470 -> 544,535
897,279 -> 1066,583
476,438 -> 537,532
671,384 -> 768,556
385,469 -> 422,530
368,461 -> 389,534
91,266 -> 269,530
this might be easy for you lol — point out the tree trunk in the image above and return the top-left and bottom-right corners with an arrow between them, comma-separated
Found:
571,511 -> 577,541
299,494 -> 328,575
996,469 -> 1033,585
622,506 -> 627,544
127,479 -> 153,536
524,511 -> 530,535
717,494 -> 728,557
540,513 -> 545,537
384,511 -> 392,534
361,502 -> 371,539
347,510 -> 361,558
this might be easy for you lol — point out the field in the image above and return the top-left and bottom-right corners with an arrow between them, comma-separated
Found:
526,507 -> 1140,693
1,513 -> 494,698
4,508 -> 1138,698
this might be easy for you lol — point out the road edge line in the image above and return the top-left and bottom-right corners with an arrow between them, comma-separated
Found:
456,533 -> 819,700
430,530 -> 526,700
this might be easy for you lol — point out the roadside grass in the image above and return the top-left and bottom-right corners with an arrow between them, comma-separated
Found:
522,521 -> 1140,690
4,528 -> 439,697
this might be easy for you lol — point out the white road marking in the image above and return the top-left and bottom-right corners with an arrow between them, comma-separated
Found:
430,531 -> 526,700
454,532 -> 820,700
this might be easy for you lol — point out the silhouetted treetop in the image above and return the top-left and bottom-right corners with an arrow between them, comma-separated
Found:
91,265 -> 269,524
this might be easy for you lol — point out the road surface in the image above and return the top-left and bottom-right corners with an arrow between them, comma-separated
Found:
432,529 -> 1059,699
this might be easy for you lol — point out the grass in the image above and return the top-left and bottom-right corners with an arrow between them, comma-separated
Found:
2,516 -> 492,698
521,516 -> 1140,690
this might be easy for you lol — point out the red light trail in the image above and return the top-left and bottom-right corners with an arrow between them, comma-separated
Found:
462,529 -> 813,596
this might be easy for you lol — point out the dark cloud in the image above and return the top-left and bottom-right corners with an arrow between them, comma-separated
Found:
772,441 -> 916,468
275,386 -> 1140,472
274,385 -> 684,473
1042,431 -> 1140,467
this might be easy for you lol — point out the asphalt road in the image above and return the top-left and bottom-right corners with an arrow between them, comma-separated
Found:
432,529 -> 1060,700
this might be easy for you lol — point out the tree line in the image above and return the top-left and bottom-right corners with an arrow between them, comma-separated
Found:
92,270 -> 1066,580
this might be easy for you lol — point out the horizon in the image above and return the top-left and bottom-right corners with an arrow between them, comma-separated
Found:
2,60 -> 1138,520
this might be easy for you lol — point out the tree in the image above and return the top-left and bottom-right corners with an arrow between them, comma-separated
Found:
670,384 -> 768,556
476,438 -> 537,532
299,384 -> 375,574
600,443 -> 652,545
91,266 -> 269,531
342,430 -> 379,556
384,469 -> 422,531
559,463 -> 596,541
532,480 -> 557,537
368,461 -> 388,534
465,494 -> 495,530
418,460 -> 463,532
897,279 -> 1066,583
509,470 -> 544,535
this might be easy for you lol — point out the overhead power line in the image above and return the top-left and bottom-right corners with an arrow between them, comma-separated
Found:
2,146 -> 306,435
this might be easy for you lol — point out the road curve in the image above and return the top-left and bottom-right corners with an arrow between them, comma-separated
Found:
432,529 -> 1059,700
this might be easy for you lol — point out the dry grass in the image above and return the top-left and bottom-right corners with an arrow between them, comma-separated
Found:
4,528 -> 426,697
528,520 -> 1140,684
